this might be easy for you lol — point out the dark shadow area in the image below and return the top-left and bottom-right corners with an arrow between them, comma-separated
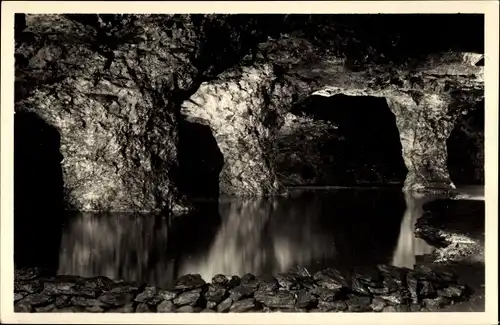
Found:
250,14 -> 484,65
447,100 -> 484,185
177,119 -> 224,200
278,94 -> 407,186
311,189 -> 407,270
330,14 -> 484,62
164,201 -> 222,281
56,204 -> 222,288
421,199 -> 485,242
420,260 -> 485,312
14,111 -> 65,275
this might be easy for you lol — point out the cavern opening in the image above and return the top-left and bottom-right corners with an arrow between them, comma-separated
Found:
14,111 -> 65,273
274,94 -> 408,187
177,119 -> 224,200
446,100 -> 485,185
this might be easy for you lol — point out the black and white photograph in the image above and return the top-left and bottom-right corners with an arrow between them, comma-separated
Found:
1,1 -> 498,324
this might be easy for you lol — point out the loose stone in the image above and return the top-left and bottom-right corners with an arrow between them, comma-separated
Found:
173,288 -> 201,306
71,296 -> 107,308
99,292 -> 135,307
177,305 -> 195,312
14,292 -> 27,302
135,285 -> 157,303
201,308 -> 216,313
85,305 -> 105,313
157,300 -> 176,313
295,289 -> 317,309
240,273 -> 259,289
34,304 -> 55,312
419,280 -> 436,298
229,285 -> 254,301
370,297 -> 387,312
423,296 -> 450,311
313,269 -> 348,290
229,298 -> 257,312
438,284 -> 465,299
212,274 -> 229,286
173,274 -> 206,290
254,289 -> 296,309
22,293 -> 54,306
205,284 -> 227,303
217,298 -> 233,312
351,277 -> 371,296
136,302 -> 152,312
43,281 -> 77,296
157,289 -> 178,301
318,300 -> 347,312
14,301 -> 33,312
275,273 -> 299,290
346,295 -> 372,312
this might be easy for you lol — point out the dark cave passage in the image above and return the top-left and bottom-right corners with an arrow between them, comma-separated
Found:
275,94 -> 408,187
447,100 -> 485,185
14,111 -> 65,274
177,119 -> 224,200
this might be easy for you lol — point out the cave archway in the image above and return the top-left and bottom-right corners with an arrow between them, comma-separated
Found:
274,94 -> 408,187
14,111 -> 65,274
446,100 -> 485,185
177,118 -> 224,200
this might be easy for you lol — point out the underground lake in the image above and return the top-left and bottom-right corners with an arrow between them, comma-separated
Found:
14,186 -> 485,313
11,12 -> 487,314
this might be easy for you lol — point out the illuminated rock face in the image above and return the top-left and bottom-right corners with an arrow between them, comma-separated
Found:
181,65 -> 294,196
15,14 -> 263,211
15,14 -> 200,212
15,14 -> 484,210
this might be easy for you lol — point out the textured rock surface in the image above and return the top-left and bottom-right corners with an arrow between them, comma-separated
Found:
182,30 -> 484,195
304,55 -> 484,192
14,14 -> 271,210
14,264 -> 470,313
15,14 -> 484,209
414,199 -> 485,263
181,65 -> 291,195
16,14 -> 198,212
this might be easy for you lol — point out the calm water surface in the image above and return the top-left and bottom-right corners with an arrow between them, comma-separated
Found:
47,187 -> 486,288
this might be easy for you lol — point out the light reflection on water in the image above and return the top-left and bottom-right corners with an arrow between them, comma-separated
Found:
55,188 -> 482,287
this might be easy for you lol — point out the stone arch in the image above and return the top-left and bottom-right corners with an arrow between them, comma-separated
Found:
274,93 -> 408,186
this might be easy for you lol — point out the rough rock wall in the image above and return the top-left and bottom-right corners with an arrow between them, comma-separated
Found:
183,31 -> 483,194
181,65 -> 292,195
15,15 -> 199,212
15,14 -> 485,209
299,53 -> 484,191
14,14 -> 268,210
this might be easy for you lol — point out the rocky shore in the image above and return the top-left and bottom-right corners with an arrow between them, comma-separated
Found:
415,199 -> 485,263
14,263 -> 469,313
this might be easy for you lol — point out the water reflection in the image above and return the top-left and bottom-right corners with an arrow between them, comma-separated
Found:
57,213 -> 174,288
179,196 -> 337,279
390,193 -> 439,268
55,189 -> 455,287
